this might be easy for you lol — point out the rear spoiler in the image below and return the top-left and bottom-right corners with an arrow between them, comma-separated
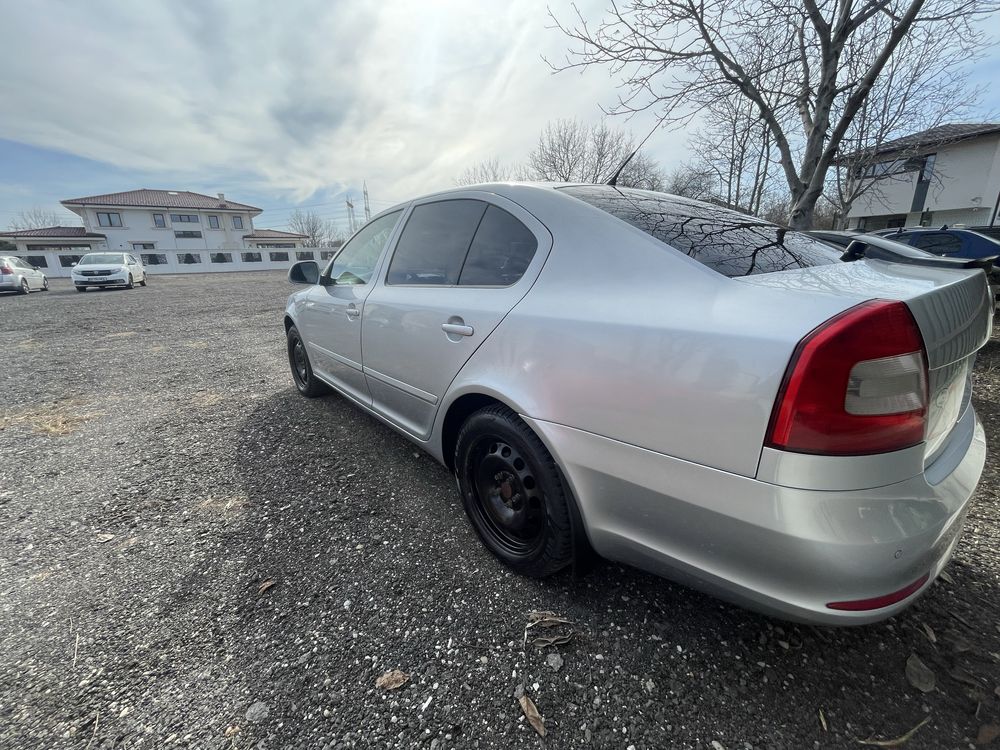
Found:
841,234 -> 998,272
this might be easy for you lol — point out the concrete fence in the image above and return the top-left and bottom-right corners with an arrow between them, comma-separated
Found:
15,248 -> 336,278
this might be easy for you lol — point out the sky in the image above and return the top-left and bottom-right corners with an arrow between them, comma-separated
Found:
0,0 -> 998,233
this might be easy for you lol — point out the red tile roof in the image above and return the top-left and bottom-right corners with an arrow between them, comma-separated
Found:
0,226 -> 106,238
243,229 -> 309,239
61,189 -> 261,212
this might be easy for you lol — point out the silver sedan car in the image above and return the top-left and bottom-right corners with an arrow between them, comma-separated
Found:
283,183 -> 991,625
0,256 -> 49,294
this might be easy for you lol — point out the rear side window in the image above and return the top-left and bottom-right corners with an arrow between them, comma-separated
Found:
909,232 -> 962,255
559,185 -> 840,277
459,206 -> 538,286
387,200 -> 486,285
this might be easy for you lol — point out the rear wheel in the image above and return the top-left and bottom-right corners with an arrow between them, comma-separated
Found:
41,277 -> 49,291
19,278 -> 29,295
125,274 -> 134,289
287,325 -> 328,397
455,404 -> 574,577
139,273 -> 147,287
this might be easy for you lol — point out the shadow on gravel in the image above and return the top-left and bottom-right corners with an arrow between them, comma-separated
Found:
225,387 -> 1000,749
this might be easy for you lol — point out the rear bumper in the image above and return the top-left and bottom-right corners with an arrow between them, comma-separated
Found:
525,408 -> 986,626
0,279 -> 20,291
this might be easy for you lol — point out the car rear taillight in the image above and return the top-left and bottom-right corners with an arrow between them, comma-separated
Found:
765,300 -> 928,455
0,264 -> 12,274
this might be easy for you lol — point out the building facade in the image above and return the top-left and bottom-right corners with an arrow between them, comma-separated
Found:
1,189 -> 319,276
846,123 -> 1000,231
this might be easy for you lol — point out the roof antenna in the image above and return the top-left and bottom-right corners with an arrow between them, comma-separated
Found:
606,115 -> 666,187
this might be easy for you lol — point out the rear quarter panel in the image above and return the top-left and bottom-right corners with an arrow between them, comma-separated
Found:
438,188 -> 860,477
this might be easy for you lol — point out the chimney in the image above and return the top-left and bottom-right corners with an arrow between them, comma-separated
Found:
217,192 -> 225,202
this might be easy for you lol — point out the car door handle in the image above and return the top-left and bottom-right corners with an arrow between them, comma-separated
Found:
441,322 -> 474,337
346,307 -> 360,318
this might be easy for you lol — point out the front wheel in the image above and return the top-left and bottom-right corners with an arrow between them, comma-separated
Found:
455,404 -> 574,577
287,325 -> 328,397
75,286 -> 86,293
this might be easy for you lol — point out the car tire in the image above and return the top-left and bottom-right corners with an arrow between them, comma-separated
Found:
75,286 -> 86,293
41,277 -> 49,291
139,274 -> 147,287
126,274 -> 134,289
287,325 -> 328,397
455,404 -> 574,578
19,278 -> 29,295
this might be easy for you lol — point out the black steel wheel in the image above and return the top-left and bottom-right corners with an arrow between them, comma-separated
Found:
286,324 -> 328,397
455,404 -> 574,577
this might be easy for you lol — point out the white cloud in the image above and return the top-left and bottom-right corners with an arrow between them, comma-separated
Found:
0,0 -> 691,206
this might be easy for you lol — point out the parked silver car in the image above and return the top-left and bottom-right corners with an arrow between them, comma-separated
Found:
0,256 -> 48,294
283,184 -> 991,625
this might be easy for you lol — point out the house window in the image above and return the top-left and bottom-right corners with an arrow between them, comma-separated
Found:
97,212 -> 123,227
320,250 -> 336,260
232,216 -> 244,230
133,243 -> 155,250
177,253 -> 202,264
170,214 -> 199,223
22,255 -> 48,268
141,253 -> 168,265
241,252 -> 262,262
210,252 -> 233,263
153,213 -> 166,228
175,230 -> 203,239
296,250 -> 315,260
208,215 -> 220,229
59,255 -> 84,267
269,251 -> 289,261
257,242 -> 294,248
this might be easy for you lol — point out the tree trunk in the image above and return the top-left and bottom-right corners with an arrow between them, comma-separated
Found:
788,194 -> 817,230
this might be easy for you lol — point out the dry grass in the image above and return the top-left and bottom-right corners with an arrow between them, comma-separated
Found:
197,495 -> 247,513
0,401 -> 100,436
191,392 -> 228,407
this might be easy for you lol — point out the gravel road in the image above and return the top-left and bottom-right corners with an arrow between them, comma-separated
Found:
1,273 -> 998,750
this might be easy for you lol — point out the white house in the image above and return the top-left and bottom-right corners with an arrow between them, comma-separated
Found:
1,189 -> 320,276
846,123 -> 1000,231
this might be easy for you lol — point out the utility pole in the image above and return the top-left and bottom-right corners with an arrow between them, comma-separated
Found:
363,181 -> 371,222
346,195 -> 357,234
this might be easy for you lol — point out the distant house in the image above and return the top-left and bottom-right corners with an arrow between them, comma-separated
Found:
1,189 -> 330,276
846,123 -> 1000,231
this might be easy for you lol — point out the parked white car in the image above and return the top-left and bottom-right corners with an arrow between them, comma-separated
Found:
0,255 -> 48,294
72,253 -> 147,292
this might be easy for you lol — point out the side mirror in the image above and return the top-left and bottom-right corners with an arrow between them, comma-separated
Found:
288,260 -> 320,285
70,262 -> 78,267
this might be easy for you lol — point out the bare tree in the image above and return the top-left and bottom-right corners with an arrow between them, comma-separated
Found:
528,118 -> 664,189
288,210 -> 343,247
549,1 -> 999,229
829,26 -> 985,225
8,207 -> 64,230
663,163 -> 717,200
456,157 -> 526,185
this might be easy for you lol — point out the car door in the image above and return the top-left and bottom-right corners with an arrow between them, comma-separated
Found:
126,254 -> 143,279
14,258 -> 40,289
296,209 -> 404,405
361,193 -> 551,439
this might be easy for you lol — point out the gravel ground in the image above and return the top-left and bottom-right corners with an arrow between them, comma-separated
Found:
1,273 -> 998,750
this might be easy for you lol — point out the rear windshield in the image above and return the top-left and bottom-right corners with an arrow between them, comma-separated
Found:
560,185 -> 841,277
